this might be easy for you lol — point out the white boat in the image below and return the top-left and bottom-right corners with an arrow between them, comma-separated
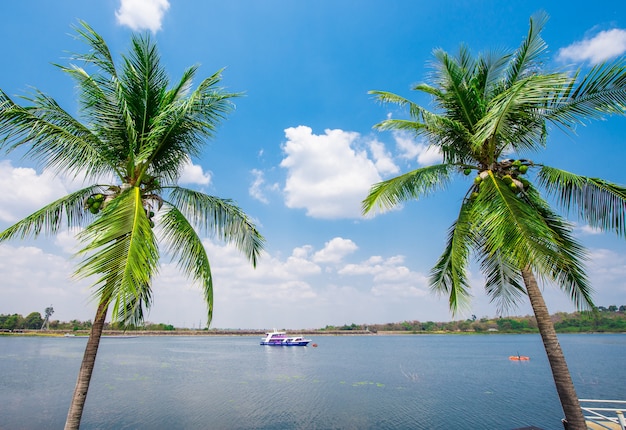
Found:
260,330 -> 311,346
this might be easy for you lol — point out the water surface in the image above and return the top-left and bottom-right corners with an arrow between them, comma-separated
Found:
0,333 -> 624,429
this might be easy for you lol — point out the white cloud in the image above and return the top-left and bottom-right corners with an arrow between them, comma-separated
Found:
577,223 -> 604,235
557,28 -> 626,65
0,244 -> 93,322
279,126 -> 383,219
393,132 -> 442,166
338,254 -> 429,298
179,159 -> 211,185
368,139 -> 399,175
54,227 -> 84,254
115,0 -> 170,33
312,237 -> 358,264
249,169 -> 269,203
0,161 -> 69,222
586,248 -> 626,293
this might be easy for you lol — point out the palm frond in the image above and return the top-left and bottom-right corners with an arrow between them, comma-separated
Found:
74,186 -> 159,324
362,164 -> 453,214
473,74 -> 571,155
142,70 -> 240,184
472,171 -> 556,267
522,186 -> 593,309
0,89 -> 118,180
478,248 -> 526,314
505,12 -> 548,85
166,187 -> 264,267
159,204 -> 213,325
430,200 -> 474,314
548,58 -> 626,125
0,185 -> 103,241
68,20 -> 118,78
537,165 -> 626,237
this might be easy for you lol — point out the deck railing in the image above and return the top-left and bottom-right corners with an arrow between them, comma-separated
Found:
580,399 -> 626,430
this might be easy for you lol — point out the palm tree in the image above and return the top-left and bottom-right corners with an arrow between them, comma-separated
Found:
363,13 -> 626,430
0,22 -> 264,429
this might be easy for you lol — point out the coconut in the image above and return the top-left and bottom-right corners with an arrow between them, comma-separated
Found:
463,168 -> 471,176
470,192 -> 479,200
503,175 -> 513,185
474,176 -> 482,185
89,206 -> 99,214
519,165 -> 528,174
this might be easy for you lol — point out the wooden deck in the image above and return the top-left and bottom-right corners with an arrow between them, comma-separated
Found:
586,420 -> 623,429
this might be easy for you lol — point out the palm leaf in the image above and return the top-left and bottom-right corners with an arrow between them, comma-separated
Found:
537,165 -> 626,237
504,12 -> 548,85
523,186 -> 593,308
166,187 -> 264,266
0,89 -> 116,180
547,58 -> 626,125
159,204 -> 213,325
478,247 -> 526,314
143,70 -> 240,184
430,199 -> 474,313
0,185 -> 103,241
362,164 -> 453,214
74,186 -> 159,323
472,171 -> 556,268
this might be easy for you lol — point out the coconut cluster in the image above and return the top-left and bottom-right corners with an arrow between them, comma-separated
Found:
145,207 -> 156,228
84,193 -> 107,214
468,159 -> 532,200
84,192 -> 157,229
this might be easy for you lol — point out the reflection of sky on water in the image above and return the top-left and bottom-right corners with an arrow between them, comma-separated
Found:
1,334 -> 624,429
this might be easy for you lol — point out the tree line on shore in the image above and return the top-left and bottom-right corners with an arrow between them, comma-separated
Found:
2,306 -> 625,333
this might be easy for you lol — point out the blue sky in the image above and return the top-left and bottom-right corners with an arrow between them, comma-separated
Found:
1,1 -> 625,329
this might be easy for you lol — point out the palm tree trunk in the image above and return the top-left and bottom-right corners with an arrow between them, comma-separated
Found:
521,267 -> 586,430
64,299 -> 109,430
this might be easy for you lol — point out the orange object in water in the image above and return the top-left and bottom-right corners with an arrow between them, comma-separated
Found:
509,355 -> 530,361
312,343 -> 318,347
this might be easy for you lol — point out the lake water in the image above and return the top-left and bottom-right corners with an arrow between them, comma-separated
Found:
0,333 -> 624,430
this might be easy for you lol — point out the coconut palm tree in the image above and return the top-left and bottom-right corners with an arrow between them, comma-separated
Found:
362,13 -> 626,429
0,21 -> 264,429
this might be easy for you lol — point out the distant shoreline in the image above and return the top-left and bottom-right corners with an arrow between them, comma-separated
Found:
2,329 -> 376,337
2,329 -> 623,337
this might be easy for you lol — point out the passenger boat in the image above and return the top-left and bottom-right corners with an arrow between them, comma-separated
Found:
260,330 -> 311,346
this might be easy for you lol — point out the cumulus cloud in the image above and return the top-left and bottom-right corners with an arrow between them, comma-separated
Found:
557,28 -> 626,65
368,139 -> 399,175
586,248 -> 626,289
0,244 -> 93,322
338,254 -> 429,298
393,131 -> 442,166
0,161 -> 69,222
576,223 -> 604,235
115,0 -> 170,33
178,159 -> 212,185
313,237 -> 358,264
54,227 -> 84,254
279,126 -> 384,219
